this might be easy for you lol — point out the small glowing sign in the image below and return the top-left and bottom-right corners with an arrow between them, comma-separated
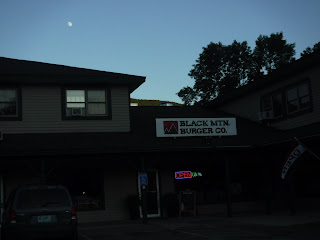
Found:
175,171 -> 192,179
175,171 -> 202,179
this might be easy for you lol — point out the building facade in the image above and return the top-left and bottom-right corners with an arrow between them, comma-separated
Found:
0,57 -> 148,222
1,55 -> 319,223
212,53 -> 320,213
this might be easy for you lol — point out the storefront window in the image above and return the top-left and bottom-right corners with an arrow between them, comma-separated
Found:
53,168 -> 105,211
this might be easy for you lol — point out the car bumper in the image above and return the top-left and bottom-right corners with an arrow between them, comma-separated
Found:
6,221 -> 77,240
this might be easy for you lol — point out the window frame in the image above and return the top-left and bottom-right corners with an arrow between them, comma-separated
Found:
285,81 -> 312,115
260,79 -> 312,121
261,91 -> 284,119
0,87 -> 22,121
61,87 -> 112,120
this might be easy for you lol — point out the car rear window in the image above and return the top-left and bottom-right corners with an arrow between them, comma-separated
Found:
15,189 -> 71,209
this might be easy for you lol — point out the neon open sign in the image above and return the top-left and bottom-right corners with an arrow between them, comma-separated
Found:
175,171 -> 202,179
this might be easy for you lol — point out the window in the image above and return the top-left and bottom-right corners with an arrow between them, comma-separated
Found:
286,82 -> 311,114
261,92 -> 283,118
55,168 -> 105,211
260,80 -> 312,121
0,88 -> 21,120
63,88 -> 111,119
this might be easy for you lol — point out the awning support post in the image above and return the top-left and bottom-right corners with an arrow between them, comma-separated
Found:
140,156 -> 148,224
41,159 -> 46,184
224,156 -> 232,217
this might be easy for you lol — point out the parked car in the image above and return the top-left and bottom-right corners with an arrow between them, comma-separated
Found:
1,185 -> 78,240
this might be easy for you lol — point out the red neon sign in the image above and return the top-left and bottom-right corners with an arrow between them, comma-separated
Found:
175,171 -> 192,179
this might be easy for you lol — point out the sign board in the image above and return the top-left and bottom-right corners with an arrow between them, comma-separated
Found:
139,173 -> 148,187
156,118 -> 237,137
175,171 -> 202,179
175,171 -> 192,179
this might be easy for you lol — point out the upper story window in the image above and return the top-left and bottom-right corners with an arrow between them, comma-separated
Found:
260,80 -> 312,121
0,88 -> 21,120
261,92 -> 283,119
62,88 -> 111,120
286,82 -> 311,114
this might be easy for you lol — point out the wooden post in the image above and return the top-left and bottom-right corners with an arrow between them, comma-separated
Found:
265,151 -> 273,215
225,157 -> 232,217
140,156 -> 148,224
41,159 -> 46,184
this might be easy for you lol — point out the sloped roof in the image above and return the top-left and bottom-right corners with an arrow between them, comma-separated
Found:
0,106 -> 283,157
211,53 -> 320,107
0,57 -> 145,93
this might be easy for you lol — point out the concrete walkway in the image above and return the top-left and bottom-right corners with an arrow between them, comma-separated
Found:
145,210 -> 320,227
226,211 -> 320,226
80,210 -> 320,228
78,211 -> 320,240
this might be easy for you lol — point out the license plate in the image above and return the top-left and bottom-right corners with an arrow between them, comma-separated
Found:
37,215 -> 52,223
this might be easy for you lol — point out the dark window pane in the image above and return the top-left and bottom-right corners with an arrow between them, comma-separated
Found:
300,96 -> 310,109
0,103 -> 17,116
298,83 -> 309,97
287,88 -> 297,102
88,103 -> 106,115
88,90 -> 105,102
75,196 -> 104,210
66,107 -> 86,116
0,90 -> 16,102
272,94 -> 283,117
262,97 -> 272,111
287,100 -> 299,113
146,192 -> 158,214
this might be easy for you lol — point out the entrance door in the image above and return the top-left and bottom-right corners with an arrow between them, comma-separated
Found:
138,171 -> 160,218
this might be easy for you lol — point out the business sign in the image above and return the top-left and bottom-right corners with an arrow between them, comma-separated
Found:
156,118 -> 237,137
175,171 -> 192,179
175,171 -> 203,179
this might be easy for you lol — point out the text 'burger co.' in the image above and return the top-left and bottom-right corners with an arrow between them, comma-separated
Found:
156,118 -> 237,137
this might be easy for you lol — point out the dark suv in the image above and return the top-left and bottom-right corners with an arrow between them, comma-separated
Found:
1,185 -> 78,240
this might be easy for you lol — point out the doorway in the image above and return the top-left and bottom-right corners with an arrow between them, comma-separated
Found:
138,170 -> 160,218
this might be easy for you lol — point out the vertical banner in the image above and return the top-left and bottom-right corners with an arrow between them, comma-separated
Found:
281,141 -> 306,179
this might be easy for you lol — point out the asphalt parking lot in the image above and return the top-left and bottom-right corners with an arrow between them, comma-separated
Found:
78,212 -> 320,240
1,212 -> 320,240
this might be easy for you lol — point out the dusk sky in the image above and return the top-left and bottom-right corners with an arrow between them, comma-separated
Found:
1,0 -> 320,103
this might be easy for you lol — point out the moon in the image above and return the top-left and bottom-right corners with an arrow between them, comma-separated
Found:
67,22 -> 72,27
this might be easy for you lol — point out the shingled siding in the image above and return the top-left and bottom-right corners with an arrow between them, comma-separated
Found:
218,67 -> 320,130
1,86 -> 130,134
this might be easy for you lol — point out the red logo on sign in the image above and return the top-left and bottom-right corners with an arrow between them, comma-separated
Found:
163,121 -> 178,134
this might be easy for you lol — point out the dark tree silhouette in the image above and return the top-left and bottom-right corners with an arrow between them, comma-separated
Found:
301,42 -> 320,57
178,32 -> 296,105
253,32 -> 295,74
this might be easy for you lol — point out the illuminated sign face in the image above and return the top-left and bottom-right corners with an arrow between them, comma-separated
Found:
175,171 -> 202,179
156,118 -> 237,138
175,171 -> 192,179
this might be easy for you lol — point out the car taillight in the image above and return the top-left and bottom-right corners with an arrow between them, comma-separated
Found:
10,211 -> 17,223
71,208 -> 77,220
